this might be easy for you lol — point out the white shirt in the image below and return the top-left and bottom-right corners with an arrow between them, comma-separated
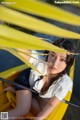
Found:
29,50 -> 73,100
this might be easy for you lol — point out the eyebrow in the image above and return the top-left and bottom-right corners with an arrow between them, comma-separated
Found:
60,56 -> 66,59
51,52 -> 66,59
51,52 -> 56,54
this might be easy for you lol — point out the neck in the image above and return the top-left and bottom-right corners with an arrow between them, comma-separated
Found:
47,70 -> 57,79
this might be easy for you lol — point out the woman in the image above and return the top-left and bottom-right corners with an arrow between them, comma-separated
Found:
5,39 -> 75,120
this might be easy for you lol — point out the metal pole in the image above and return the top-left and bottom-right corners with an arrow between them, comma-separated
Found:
0,77 -> 80,108
0,77 -> 37,93
61,100 -> 80,108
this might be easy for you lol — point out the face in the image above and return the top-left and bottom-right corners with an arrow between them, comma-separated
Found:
47,52 -> 67,75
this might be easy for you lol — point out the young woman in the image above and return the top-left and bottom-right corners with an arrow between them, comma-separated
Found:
5,39 -> 75,120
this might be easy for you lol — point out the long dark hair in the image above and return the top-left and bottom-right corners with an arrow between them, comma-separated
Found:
41,38 -> 75,94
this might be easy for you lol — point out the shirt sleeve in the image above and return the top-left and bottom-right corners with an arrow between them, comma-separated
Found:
54,77 -> 73,100
29,50 -> 39,67
54,86 -> 69,100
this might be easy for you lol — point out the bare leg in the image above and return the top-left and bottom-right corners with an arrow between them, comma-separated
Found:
31,96 -> 49,116
8,90 -> 32,120
31,97 -> 40,116
37,97 -> 49,111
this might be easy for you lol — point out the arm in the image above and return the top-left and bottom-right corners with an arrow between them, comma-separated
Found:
34,96 -> 60,120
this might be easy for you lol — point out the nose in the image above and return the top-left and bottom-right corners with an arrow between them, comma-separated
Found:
52,57 -> 59,67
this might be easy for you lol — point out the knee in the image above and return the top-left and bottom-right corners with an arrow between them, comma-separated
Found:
15,107 -> 30,116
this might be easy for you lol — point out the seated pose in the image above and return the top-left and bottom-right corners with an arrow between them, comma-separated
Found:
6,39 -> 75,120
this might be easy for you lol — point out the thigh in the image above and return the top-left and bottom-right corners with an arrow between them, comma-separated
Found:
16,90 -> 32,114
31,96 -> 49,116
31,97 -> 40,116
8,90 -> 32,119
37,97 -> 49,111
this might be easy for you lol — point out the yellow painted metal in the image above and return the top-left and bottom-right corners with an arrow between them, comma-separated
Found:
0,25 -> 72,53
0,6 -> 80,39
0,102 -> 11,112
0,82 -> 8,104
47,92 -> 71,120
5,0 -> 80,26
6,91 -> 16,108
0,82 -> 11,112
69,61 -> 75,80
0,64 -> 28,79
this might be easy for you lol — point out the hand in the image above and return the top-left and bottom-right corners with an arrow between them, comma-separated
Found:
4,86 -> 16,93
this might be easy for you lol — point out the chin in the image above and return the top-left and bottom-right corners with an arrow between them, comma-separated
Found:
50,70 -> 58,75
51,72 -> 58,75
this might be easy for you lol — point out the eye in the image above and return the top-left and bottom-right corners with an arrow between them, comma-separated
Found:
51,54 -> 55,57
60,58 -> 66,62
